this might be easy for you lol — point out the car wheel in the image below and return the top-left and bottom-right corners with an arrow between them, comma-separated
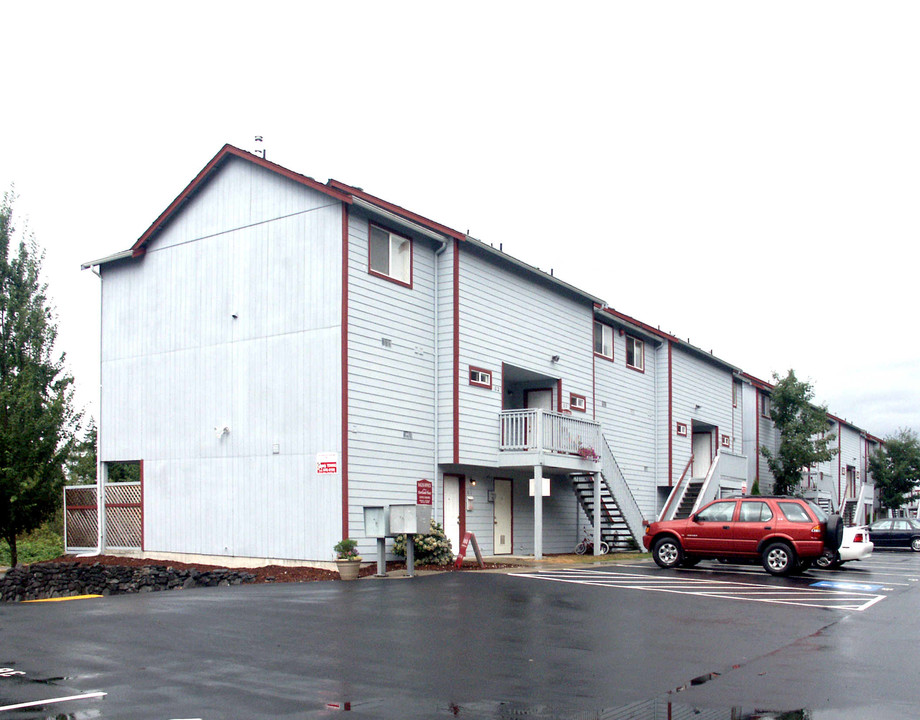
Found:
826,514 -> 844,550
814,549 -> 840,569
652,536 -> 683,569
762,542 -> 795,576
911,537 -> 920,553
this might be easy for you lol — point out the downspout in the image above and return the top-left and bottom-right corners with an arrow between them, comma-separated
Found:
667,341 -> 673,486
433,238 -> 448,525
83,263 -> 104,557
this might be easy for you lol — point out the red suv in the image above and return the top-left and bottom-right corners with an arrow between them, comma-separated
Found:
643,496 -> 843,576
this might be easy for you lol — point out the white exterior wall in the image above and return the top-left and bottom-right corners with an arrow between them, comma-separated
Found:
345,210 -> 440,547
455,248 -> 594,468
594,327 -> 659,520
670,347 -> 735,484
100,157 -> 344,561
838,423 -> 862,504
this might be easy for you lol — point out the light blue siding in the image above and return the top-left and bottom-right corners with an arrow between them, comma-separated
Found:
100,157 -> 343,561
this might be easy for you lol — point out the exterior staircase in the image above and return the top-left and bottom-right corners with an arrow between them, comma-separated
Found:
674,480 -> 704,519
841,498 -> 857,526
571,475 -> 635,551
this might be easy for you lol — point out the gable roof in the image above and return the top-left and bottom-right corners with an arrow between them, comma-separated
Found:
129,144 -> 353,259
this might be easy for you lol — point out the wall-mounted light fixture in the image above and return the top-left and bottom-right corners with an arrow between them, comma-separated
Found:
551,355 -> 561,363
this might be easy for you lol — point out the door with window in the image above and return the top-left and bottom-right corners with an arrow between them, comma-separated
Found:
493,479 -> 513,554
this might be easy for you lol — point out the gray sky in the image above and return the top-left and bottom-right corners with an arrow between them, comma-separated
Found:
2,1 -> 918,439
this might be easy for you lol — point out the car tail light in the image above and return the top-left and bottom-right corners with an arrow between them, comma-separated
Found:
853,533 -> 864,543
811,524 -> 822,537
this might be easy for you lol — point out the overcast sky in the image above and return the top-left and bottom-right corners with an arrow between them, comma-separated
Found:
2,1 -> 918,439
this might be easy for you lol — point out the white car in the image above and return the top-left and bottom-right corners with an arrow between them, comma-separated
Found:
814,525 -> 873,568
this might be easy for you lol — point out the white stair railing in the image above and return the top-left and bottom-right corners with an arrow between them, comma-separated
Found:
598,433 -> 646,543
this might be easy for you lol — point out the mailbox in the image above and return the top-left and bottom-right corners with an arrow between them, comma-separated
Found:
389,504 -> 432,535
364,506 -> 387,538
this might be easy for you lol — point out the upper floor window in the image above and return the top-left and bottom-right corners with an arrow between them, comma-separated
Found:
760,394 -> 771,418
625,335 -> 644,371
369,224 -> 412,286
570,393 -> 586,412
469,367 -> 492,389
733,382 -> 740,408
594,322 -> 613,359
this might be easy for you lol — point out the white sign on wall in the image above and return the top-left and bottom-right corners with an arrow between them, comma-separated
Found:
528,477 -> 550,496
316,452 -> 339,475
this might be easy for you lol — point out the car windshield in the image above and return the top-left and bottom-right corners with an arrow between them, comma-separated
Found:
804,500 -> 827,522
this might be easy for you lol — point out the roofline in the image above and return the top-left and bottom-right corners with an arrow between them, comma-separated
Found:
463,235 -> 606,306
80,249 -> 133,270
327,179 -> 465,241
599,306 -> 741,372
130,144 -> 353,258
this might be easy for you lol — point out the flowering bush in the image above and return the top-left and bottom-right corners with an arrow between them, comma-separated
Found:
333,538 -> 362,561
392,520 -> 453,566
578,446 -> 600,462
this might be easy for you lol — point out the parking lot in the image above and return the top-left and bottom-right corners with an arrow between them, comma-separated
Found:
2,552 -> 919,719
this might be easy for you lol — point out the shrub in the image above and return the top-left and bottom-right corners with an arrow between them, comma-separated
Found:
392,520 -> 453,566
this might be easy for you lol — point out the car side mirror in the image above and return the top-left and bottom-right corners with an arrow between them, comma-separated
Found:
691,515 -> 701,523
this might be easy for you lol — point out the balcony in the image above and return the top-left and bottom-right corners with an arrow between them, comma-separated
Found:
498,409 -> 602,471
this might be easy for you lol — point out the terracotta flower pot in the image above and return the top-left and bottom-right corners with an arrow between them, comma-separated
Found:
336,559 -> 361,581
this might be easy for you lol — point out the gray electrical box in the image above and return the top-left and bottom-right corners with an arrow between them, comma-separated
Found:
364,506 -> 387,538
389,504 -> 432,535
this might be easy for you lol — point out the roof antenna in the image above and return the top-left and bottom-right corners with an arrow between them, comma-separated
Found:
254,135 -> 266,160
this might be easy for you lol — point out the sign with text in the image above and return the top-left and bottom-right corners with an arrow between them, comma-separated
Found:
454,532 -> 484,568
316,452 -> 338,475
416,479 -> 433,505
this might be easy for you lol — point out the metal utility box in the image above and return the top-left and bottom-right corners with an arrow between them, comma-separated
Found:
363,506 -> 387,538
389,504 -> 432,535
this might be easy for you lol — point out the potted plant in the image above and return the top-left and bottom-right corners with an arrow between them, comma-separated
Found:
577,446 -> 600,462
334,538 -> 362,581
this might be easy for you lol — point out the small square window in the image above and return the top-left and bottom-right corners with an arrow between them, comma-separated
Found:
676,422 -> 688,437
369,224 -> 412,286
626,335 -> 644,371
570,393 -> 586,412
469,367 -> 492,389
594,322 -> 613,359
721,434 -> 731,448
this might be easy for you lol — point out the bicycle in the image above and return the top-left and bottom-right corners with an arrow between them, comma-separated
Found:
574,529 -> 609,555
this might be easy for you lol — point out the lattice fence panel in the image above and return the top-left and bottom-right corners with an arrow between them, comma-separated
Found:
104,482 -> 142,549
64,486 -> 98,551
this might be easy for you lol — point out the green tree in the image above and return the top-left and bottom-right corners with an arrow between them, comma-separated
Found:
0,191 -> 79,566
67,417 -> 97,485
761,370 -> 836,496
869,428 -> 920,511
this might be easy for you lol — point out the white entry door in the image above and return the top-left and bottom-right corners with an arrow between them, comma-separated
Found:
525,389 -> 554,411
692,432 -> 712,478
443,475 -> 461,554
493,479 -> 512,554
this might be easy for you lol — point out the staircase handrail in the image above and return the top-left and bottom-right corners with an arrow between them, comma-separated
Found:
598,433 -> 646,542
690,452 -> 723,514
659,455 -> 694,522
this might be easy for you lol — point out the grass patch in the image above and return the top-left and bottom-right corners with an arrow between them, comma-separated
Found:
0,515 -> 64,566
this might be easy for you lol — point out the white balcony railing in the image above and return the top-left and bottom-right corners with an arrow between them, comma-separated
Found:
499,409 -> 601,458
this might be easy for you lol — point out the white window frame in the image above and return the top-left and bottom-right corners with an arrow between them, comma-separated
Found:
625,335 -> 644,371
369,224 -> 412,286
594,322 -> 613,359
570,393 -> 586,412
469,367 -> 492,389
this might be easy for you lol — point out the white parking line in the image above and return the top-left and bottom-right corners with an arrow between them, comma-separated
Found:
514,568 -> 886,611
0,692 -> 107,712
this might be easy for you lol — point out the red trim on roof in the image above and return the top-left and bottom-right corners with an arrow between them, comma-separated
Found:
328,179 -> 465,241
598,305 -> 679,343
131,144 -> 353,258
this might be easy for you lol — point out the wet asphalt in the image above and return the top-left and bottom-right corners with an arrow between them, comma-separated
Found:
1,552 -> 919,719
